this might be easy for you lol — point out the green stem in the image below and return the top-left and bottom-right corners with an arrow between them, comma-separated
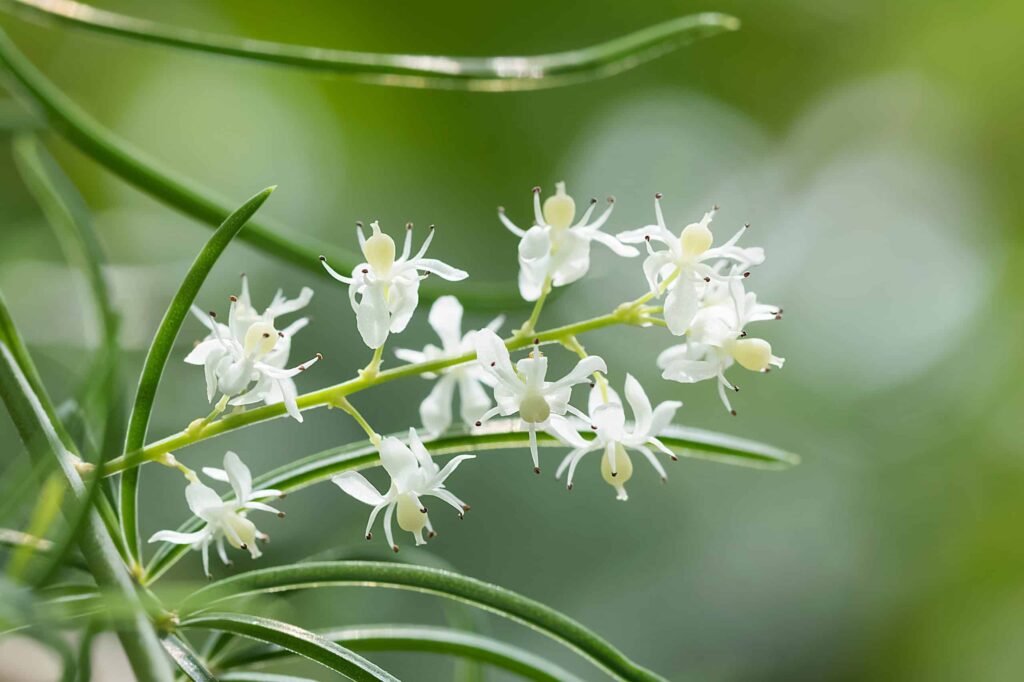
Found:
518,277 -> 552,337
103,310 -> 632,475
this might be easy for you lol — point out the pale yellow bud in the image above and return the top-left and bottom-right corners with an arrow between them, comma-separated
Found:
679,222 -> 714,259
363,222 -> 396,276
519,393 -> 551,424
542,181 -> 576,230
396,493 -> 426,533
223,513 -> 257,550
730,338 -> 773,372
244,322 -> 278,357
600,444 -> 634,499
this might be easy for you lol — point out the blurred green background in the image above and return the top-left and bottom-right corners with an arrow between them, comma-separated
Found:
1,0 -> 1023,679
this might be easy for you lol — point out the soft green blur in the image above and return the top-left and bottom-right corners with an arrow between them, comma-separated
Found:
1,0 -> 1023,679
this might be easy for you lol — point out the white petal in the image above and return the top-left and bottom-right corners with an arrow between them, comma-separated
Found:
332,472 -> 387,506
649,400 -> 683,436
415,258 -> 469,281
419,374 -> 457,436
592,402 -> 626,437
547,356 -> 607,391
266,286 -> 314,319
388,279 -> 420,335
473,329 -> 517,387
201,467 -> 229,483
588,229 -> 639,257
356,283 -> 391,349
549,231 -> 592,287
184,339 -> 225,366
148,529 -> 209,545
545,413 -> 588,448
223,451 -> 253,502
456,374 -> 492,427
623,374 -> 653,436
185,481 -> 223,516
378,437 -> 418,489
426,454 -> 475,490
427,296 -> 464,350
663,279 -> 700,336
588,382 -> 621,414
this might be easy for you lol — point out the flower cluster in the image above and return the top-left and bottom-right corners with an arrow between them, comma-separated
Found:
153,184 -> 785,573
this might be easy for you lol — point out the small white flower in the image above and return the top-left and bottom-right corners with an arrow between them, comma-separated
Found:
499,182 -> 638,301
657,277 -> 784,415
332,429 -> 474,551
617,196 -> 764,335
321,222 -> 469,349
148,451 -> 284,577
551,376 -> 682,500
472,328 -> 606,473
185,279 -> 321,422
394,296 -> 505,436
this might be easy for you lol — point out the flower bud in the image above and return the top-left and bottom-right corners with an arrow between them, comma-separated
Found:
730,338 -> 774,372
679,222 -> 714,259
244,322 -> 278,357
363,221 -> 396,276
396,493 -> 426,533
519,393 -> 551,424
600,443 -> 634,500
542,181 -> 576,230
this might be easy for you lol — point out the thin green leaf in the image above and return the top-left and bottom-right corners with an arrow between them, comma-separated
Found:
162,633 -> 217,682
0,528 -> 87,572
0,295 -> 174,682
119,185 -> 274,567
219,674 -> 314,682
177,562 -> 666,682
145,423 -> 797,581
1,0 -> 738,91
220,623 -> 583,682
181,612 -> 398,682
0,27 -> 520,309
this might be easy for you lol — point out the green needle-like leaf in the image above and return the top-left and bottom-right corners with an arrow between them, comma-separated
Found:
178,562 -> 667,682
0,27 -> 523,309
0,0 -> 738,90
161,634 -> 217,682
145,423 -> 797,581
219,674 -> 315,682
0,295 -> 174,682
181,612 -> 398,682
220,623 -> 583,682
119,185 -> 273,566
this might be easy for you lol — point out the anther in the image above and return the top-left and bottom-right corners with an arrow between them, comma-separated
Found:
278,331 -> 285,337
567,483 -> 573,491
611,472 -> 617,477
734,386 -> 740,393
589,382 -> 595,388
277,511 -> 286,518
428,531 -> 437,539
361,268 -> 369,274
366,532 -> 372,540
429,224 -> 435,231
209,311 -> 217,318
730,410 -> 737,416
240,543 -> 248,550
474,420 -> 482,427
670,454 -> 678,461
607,196 -> 615,204
743,272 -> 751,278
229,295 -> 237,302
533,466 -> 541,474
405,222 -> 413,230
498,206 -> 505,213
533,338 -> 540,345
591,424 -> 598,430
490,361 -> 496,367
420,507 -> 427,513
462,504 -> 471,512
319,255 -> 326,261
316,352 -> 324,360
655,192 -> 663,200
355,220 -> 363,228
532,186 -> 541,194
740,331 -> 747,338
262,332 -> 271,338
590,197 -> 598,205
645,235 -> 651,241
704,277 -> 711,283
392,545 -> 400,553
298,365 -> 306,371
744,223 -> 751,229
713,204 -> 720,211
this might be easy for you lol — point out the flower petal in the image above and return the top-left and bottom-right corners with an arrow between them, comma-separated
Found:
457,374 -> 492,427
663,278 -> 699,336
623,374 -> 653,436
185,481 -> 223,516
331,471 -> 387,506
356,282 -> 391,349
415,258 -> 469,281
223,451 -> 253,502
419,374 -> 457,436
547,355 -> 607,391
427,296 -> 464,351
148,529 -> 209,545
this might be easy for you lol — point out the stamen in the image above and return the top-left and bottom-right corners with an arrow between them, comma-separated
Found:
355,221 -> 364,228
655,192 -> 663,200
607,196 -> 615,204
533,338 -> 540,345
704,277 -> 711,283
229,295 -> 237,302
361,268 -> 369,274
474,420 -> 482,426
462,504 -> 471,511
532,186 -> 541,194
428,531 -> 437,538
498,206 -> 505,213
713,204 -> 720,211
392,545 -> 399,553
319,255 -> 326,261
533,466 -> 541,474
262,332 -> 271,338
366,532 -> 372,540
567,483 -> 573,491
316,353 -> 324,360
743,272 -> 751,278
278,331 -> 284,337
730,410 -> 737,416
744,223 -> 751,228
277,512 -> 286,518
590,197 -> 598,205
406,222 -> 413,230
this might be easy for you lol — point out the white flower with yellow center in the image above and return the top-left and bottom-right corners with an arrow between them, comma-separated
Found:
657,277 -> 784,415
148,451 -> 284,577
320,221 -> 469,349
617,195 -> 765,335
551,376 -> 682,500
394,296 -> 505,436
332,429 -> 474,551
472,328 -> 606,473
499,182 -> 638,301
185,282 -> 321,422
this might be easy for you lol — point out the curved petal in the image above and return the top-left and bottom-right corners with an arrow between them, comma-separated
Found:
588,381 -> 621,414
201,467 -> 229,483
148,529 -> 209,546
427,295 -> 464,350
415,258 -> 469,281
223,451 -> 252,502
623,374 -> 653,436
356,282 -> 391,349
406,427 -> 436,472
519,225 -> 551,263
641,252 -> 676,293
378,437 -> 418,490
184,339 -> 225,366
185,481 -> 223,516
550,231 -> 592,287
661,358 -> 721,384
649,400 -> 683,436
266,286 -> 314,319
426,454 -> 475,490
332,471 -> 387,506
388,279 -> 421,335
592,402 -> 626,439
419,374 -> 457,436
547,356 -> 607,391
588,229 -> 639,257
457,374 -> 492,427
545,413 -> 588,448
663,278 -> 699,336
473,329 -> 517,388
515,355 -> 549,392
394,347 -> 427,365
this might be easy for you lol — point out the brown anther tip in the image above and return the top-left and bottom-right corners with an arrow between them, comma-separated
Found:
278,331 -> 285,337
355,220 -> 364,227
279,493 -> 287,499
655,192 -> 663,200
262,332 -> 271,338
661,477 -> 668,483
319,255 -> 326,261
740,331 -> 747,337
713,204 -> 720,211
670,455 -> 679,461
209,311 -> 217,317
474,420 -> 482,427
567,483 -> 573,491
298,365 -> 306,371
533,338 -> 540,345
405,222 -> 413,230
458,512 -> 464,519
462,504 -> 471,511
229,295 -> 238,302
240,543 -> 248,550
704,277 -> 711,283
429,224 -> 436,230
730,410 -> 737,416
607,196 -> 615,204
734,386 -> 740,392
316,352 -> 324,360
532,186 -> 541,194
498,206 -> 505,213
428,531 -> 437,538
590,424 -> 598,430
420,507 -> 427,513
490,361 -> 496,367
366,532 -> 372,540
743,272 -> 751,278
611,471 -> 617,477
392,545 -> 400,553
361,268 -> 369,274
645,235 -> 651,241
589,382 -> 595,388
590,197 -> 598,204
534,467 -> 541,474
277,512 -> 286,518
744,223 -> 751,228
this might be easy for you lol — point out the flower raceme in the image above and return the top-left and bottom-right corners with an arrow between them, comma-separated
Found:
332,429 -> 474,551
149,452 -> 284,577
472,328 -> 607,473
551,376 -> 682,500
499,182 -> 638,301
394,296 -> 505,436
617,195 -> 765,336
185,277 -> 321,421
320,221 -> 468,349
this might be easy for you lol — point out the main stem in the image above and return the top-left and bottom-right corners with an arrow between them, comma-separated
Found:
104,301 -> 656,476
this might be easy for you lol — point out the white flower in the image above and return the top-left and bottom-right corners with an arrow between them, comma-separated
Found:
320,221 -> 469,349
185,280 -> 321,422
332,429 -> 474,551
148,451 -> 284,577
617,196 -> 765,335
499,182 -> 638,301
551,376 -> 682,500
394,296 -> 504,436
657,277 -> 784,415
472,328 -> 606,473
